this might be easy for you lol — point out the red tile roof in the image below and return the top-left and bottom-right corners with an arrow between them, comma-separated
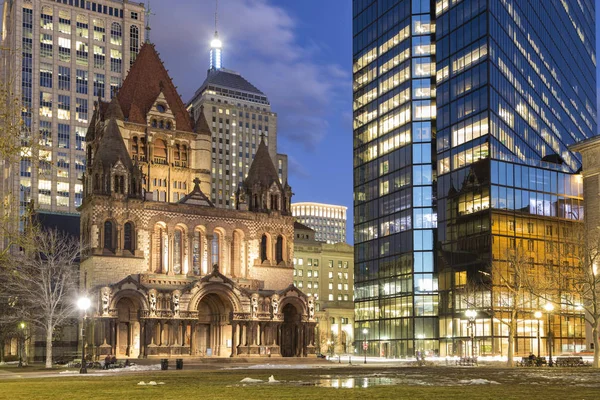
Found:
117,43 -> 193,132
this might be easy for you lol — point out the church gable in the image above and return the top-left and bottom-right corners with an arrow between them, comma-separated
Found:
178,178 -> 214,207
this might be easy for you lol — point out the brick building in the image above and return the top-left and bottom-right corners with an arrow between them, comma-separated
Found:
79,43 -> 316,359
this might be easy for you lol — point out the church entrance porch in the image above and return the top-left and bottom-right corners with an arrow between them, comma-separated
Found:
195,293 -> 232,357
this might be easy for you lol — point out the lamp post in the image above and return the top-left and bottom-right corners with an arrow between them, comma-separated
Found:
77,296 -> 91,374
534,311 -> 542,358
465,310 -> 477,360
362,328 -> 368,364
544,303 -> 554,367
18,322 -> 25,368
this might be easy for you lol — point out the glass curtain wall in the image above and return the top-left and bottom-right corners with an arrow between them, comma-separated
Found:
353,0 -> 438,358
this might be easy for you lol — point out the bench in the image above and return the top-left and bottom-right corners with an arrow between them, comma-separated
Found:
456,357 -> 477,366
555,356 -> 586,367
518,357 -> 546,367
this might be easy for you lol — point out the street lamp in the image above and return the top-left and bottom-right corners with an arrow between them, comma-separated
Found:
77,296 -> 91,374
362,328 -> 368,364
18,322 -> 26,368
534,311 -> 542,359
544,303 -> 555,367
465,310 -> 477,360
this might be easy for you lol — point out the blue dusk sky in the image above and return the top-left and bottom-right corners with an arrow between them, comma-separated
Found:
148,0 -> 354,242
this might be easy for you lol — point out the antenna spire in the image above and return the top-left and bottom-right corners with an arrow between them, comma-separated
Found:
209,0 -> 223,70
215,0 -> 219,35
145,0 -> 155,43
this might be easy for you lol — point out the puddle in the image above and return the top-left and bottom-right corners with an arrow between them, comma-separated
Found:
318,377 -> 400,388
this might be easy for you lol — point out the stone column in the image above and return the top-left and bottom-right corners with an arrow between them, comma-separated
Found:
231,322 -> 238,357
162,231 -> 169,274
115,227 -> 123,256
224,236 -> 233,276
189,322 -> 196,356
167,233 -> 175,276
139,321 -> 146,358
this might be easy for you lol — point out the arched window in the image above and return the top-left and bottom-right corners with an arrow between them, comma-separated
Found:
166,121 -> 172,130
276,236 -> 284,264
211,234 -> 219,266
192,231 -> 201,275
151,119 -> 157,128
159,120 -> 164,129
173,229 -> 182,274
93,19 -> 105,42
174,144 -> 180,161
260,234 -> 268,262
132,137 -> 139,158
154,139 -> 167,164
271,194 -> 279,210
110,22 -> 122,46
182,145 -> 188,164
94,173 -> 100,191
130,25 -> 139,65
124,222 -> 134,252
140,137 -> 147,160
104,221 -> 114,251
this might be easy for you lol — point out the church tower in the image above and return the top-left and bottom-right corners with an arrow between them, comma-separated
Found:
236,136 -> 292,215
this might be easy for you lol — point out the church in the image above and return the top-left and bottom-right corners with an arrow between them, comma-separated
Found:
79,43 -> 316,358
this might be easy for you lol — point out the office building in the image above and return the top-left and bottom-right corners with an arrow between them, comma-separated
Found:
353,0 -> 595,358
293,222 -> 354,355
187,25 -> 288,208
292,202 -> 347,244
1,0 -> 145,216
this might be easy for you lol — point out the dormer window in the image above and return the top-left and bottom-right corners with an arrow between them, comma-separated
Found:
156,104 -> 166,113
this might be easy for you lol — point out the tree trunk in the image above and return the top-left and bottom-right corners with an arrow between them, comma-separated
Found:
45,329 -> 53,369
593,325 -> 599,368
507,313 -> 517,367
0,338 -> 4,364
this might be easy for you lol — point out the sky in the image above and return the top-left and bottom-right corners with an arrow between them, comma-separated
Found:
147,0 -> 354,242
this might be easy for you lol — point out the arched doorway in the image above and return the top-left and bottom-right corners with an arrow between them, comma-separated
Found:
115,297 -> 141,358
196,293 -> 233,357
281,303 -> 300,357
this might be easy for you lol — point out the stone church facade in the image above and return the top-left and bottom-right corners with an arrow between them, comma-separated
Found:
79,43 -> 315,358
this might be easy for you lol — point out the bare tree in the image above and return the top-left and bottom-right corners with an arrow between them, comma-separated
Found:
457,243 -> 537,367
0,228 -> 81,368
541,225 -> 600,368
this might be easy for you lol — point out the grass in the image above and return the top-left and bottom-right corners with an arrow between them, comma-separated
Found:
1,365 -> 599,399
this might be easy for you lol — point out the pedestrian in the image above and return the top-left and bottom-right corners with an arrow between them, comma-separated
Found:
111,355 -> 117,365
104,354 -> 111,369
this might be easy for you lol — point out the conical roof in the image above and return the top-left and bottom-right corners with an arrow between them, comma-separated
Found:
193,106 -> 211,134
116,43 -> 193,132
244,137 -> 281,189
85,109 -> 98,142
94,119 -> 133,171
105,96 -> 124,121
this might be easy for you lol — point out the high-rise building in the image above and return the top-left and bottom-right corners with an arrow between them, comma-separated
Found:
292,202 -> 347,244
187,24 -> 288,208
1,0 -> 145,216
353,0 -> 595,358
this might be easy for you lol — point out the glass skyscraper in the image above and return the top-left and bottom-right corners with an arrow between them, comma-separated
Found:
353,0 -> 595,358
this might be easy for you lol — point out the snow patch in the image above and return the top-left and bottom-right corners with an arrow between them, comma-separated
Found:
268,375 -> 279,383
459,379 -> 500,385
240,377 -> 264,383
105,364 -> 162,373
58,370 -> 79,375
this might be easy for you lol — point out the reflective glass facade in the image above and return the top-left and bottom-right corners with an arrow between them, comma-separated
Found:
353,0 -> 595,358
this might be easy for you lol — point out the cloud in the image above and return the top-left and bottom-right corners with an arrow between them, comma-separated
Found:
287,155 -> 311,180
150,0 -> 349,150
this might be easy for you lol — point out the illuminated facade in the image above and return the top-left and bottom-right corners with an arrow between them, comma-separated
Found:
187,26 -> 288,209
353,0 -> 595,358
1,0 -> 145,215
293,222 -> 354,354
292,202 -> 347,244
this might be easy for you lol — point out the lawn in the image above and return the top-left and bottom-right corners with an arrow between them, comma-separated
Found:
1,365 -> 599,399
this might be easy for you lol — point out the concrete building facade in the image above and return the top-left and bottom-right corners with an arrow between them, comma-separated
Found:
1,0 -> 145,216
292,202 -> 347,244
293,222 -> 354,355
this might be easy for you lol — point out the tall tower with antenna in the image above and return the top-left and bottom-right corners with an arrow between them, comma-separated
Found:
210,0 -> 222,70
